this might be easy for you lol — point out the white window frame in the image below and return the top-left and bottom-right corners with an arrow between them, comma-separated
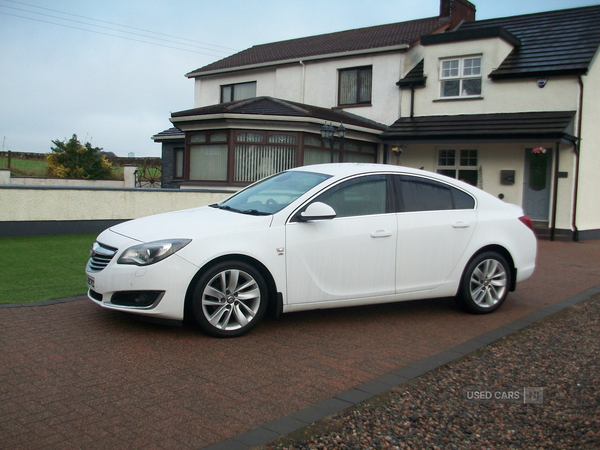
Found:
439,56 -> 482,98
436,149 -> 479,186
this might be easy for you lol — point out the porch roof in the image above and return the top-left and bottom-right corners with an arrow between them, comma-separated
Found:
380,111 -> 577,145
170,96 -> 387,132
151,127 -> 184,142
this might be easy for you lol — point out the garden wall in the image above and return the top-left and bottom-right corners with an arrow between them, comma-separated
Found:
0,183 -> 236,237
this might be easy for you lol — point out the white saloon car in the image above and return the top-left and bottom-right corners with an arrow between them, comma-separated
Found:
86,164 -> 537,337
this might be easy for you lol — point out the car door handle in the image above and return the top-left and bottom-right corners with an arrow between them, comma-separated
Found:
452,222 -> 470,228
371,230 -> 392,238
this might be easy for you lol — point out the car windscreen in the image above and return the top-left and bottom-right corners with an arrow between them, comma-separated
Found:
215,170 -> 332,215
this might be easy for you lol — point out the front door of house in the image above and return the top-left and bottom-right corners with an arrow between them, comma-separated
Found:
523,148 -> 552,221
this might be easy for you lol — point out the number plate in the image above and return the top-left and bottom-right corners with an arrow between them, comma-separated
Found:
86,275 -> 95,290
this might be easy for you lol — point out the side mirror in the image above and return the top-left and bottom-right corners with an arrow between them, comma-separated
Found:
299,202 -> 336,222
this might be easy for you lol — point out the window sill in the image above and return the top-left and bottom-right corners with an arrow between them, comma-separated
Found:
433,96 -> 484,103
336,103 -> 372,109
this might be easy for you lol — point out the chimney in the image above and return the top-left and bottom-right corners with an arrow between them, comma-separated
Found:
440,0 -> 476,29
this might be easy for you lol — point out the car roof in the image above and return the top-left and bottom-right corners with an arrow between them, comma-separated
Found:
291,163 -> 485,198
292,163 -> 466,185
291,163 -> 421,177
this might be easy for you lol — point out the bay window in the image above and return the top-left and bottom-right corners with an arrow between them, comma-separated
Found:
234,132 -> 297,182
183,129 -> 377,185
189,132 -> 228,181
174,148 -> 184,179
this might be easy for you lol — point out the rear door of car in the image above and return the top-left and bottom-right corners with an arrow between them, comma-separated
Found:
393,175 -> 476,294
285,174 -> 397,305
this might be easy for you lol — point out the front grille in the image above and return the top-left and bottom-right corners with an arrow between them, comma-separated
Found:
87,242 -> 118,272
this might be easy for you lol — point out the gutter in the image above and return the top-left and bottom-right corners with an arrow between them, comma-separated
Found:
299,61 -> 306,104
550,142 -> 560,241
572,76 -> 584,241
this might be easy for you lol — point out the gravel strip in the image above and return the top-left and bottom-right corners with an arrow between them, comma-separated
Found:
262,293 -> 600,450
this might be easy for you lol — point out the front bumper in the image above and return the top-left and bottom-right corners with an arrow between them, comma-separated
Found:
85,232 -> 199,321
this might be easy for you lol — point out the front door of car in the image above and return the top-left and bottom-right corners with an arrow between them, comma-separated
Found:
393,175 -> 476,293
285,175 -> 397,305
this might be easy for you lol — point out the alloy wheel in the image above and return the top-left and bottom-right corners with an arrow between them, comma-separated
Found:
469,258 -> 508,308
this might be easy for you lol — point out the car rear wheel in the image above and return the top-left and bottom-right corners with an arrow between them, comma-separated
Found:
192,260 -> 268,337
457,252 -> 510,314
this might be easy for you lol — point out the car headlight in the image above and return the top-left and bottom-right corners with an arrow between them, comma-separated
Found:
117,239 -> 191,266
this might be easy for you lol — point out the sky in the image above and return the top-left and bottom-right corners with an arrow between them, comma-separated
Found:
1,0 -> 599,157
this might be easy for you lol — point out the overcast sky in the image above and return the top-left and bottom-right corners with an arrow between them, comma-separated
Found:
1,0 -> 598,157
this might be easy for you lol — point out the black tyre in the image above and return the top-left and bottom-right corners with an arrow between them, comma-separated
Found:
192,260 -> 268,337
457,252 -> 511,314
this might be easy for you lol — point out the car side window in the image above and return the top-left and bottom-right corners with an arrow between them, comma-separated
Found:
398,175 -> 474,212
451,186 -> 475,209
315,175 -> 388,218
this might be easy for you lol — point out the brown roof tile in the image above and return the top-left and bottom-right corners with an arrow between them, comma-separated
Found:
187,16 -> 450,76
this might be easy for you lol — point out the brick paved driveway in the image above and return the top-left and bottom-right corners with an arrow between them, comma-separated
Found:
1,239 -> 599,449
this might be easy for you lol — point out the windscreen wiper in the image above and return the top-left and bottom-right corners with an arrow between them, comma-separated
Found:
241,209 -> 271,216
209,204 -> 241,213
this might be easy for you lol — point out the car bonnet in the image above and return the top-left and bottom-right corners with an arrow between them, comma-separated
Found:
106,205 -> 274,243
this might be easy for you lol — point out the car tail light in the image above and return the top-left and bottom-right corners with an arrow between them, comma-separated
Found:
518,215 -> 535,232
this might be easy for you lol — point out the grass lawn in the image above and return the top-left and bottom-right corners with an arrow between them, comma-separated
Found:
0,234 -> 96,304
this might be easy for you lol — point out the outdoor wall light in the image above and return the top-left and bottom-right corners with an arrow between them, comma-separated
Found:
320,122 -> 345,163
537,78 -> 547,88
391,145 -> 405,155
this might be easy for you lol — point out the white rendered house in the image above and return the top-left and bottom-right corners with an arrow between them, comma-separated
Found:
154,0 -> 600,240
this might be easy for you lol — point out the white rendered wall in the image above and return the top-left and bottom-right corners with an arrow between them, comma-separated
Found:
575,50 -> 600,232
0,188 -> 232,222
192,51 -> 406,125
415,39 -> 581,116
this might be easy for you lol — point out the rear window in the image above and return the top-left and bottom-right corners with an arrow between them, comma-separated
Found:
398,175 -> 475,212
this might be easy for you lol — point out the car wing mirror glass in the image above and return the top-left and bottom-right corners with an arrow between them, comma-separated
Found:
299,202 -> 337,222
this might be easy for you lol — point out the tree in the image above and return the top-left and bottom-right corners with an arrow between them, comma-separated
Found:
47,134 -> 113,179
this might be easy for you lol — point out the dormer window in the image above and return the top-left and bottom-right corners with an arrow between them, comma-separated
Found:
440,57 -> 481,98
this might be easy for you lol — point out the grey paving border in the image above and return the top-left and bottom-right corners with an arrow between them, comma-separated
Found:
203,283 -> 600,450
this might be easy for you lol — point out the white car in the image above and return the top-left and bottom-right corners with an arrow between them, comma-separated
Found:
86,163 -> 536,337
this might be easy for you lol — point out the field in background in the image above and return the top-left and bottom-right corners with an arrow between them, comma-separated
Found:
0,153 -> 161,179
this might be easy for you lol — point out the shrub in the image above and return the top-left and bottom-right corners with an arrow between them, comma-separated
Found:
47,134 -> 113,179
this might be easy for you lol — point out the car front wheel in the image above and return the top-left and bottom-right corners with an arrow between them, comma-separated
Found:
457,252 -> 511,314
192,260 -> 268,337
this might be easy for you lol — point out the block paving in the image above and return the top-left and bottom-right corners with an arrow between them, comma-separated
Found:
1,239 -> 599,449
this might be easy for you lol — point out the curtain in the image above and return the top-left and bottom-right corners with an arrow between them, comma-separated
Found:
190,145 -> 228,181
339,70 -> 358,105
235,145 -> 296,182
